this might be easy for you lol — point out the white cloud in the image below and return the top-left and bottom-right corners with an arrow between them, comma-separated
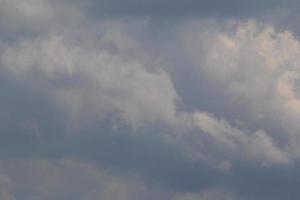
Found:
191,111 -> 289,165
183,21 -> 300,161
2,0 -> 300,198
0,33 -> 178,128
0,20 -> 293,166
1,2 -> 300,195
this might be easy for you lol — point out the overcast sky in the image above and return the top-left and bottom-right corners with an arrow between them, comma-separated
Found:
1,0 -> 300,199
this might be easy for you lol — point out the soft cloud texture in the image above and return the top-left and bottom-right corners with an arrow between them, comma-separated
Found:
0,24 -> 289,166
183,21 -> 300,160
0,158 -> 238,200
1,0 -> 300,200
1,34 -> 178,127
0,158 -> 166,200
0,0 -> 85,38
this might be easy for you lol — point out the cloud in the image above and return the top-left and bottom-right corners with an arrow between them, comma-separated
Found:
1,0 -> 300,199
0,158 -> 170,200
0,0 -> 85,39
190,111 -> 289,165
0,22 -> 289,167
174,189 -> 236,200
0,15 -> 298,198
183,21 -> 300,160
0,33 -> 178,128
86,0 -> 299,18
0,158 -> 239,200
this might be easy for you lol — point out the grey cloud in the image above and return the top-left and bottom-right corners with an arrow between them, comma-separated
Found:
0,158 -> 169,200
0,0 -> 86,40
0,34 -> 178,128
0,158 -> 241,200
0,22 -> 288,165
182,21 -> 300,154
87,0 -> 299,18
1,1 -> 300,200
0,21 -> 296,200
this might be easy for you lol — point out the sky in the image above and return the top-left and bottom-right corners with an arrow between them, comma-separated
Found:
1,0 -> 300,199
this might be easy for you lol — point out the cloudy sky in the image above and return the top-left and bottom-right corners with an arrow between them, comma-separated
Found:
1,0 -> 300,199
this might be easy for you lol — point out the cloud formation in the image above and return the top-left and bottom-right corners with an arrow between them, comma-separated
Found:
1,0 -> 300,200
1,34 -> 178,127
183,21 -> 300,160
